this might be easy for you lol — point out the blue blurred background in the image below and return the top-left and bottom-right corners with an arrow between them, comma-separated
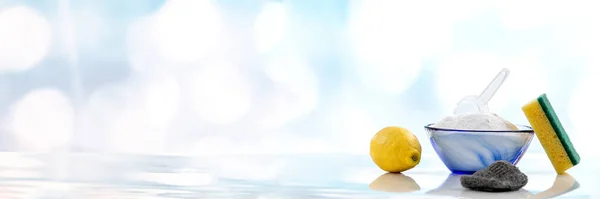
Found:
0,0 -> 597,158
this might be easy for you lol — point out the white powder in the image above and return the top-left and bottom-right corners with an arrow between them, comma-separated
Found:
433,112 -> 518,130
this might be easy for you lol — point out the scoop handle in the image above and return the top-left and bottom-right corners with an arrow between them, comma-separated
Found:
478,68 -> 510,104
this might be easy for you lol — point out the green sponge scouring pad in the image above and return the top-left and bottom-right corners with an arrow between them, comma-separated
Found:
522,93 -> 580,174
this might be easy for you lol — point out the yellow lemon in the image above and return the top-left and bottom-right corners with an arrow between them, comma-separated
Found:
370,126 -> 422,173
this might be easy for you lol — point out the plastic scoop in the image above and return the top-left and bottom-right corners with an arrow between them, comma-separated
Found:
453,68 -> 510,115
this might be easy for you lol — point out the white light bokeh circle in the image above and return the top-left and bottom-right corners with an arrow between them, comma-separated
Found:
257,54 -> 319,130
10,88 -> 74,151
73,8 -> 107,49
137,73 -> 181,128
545,1 -> 600,65
283,137 -> 338,154
0,6 -> 51,72
353,54 -> 422,96
245,133 -> 339,154
574,26 -> 600,75
188,136 -> 233,155
107,110 -> 167,154
188,62 -> 252,124
587,57 -> 600,76
86,82 -> 134,121
84,83 -> 130,152
339,112 -> 378,155
568,72 -> 600,157
85,73 -> 181,154
495,1 -> 600,30
347,1 -> 453,95
81,82 -> 132,151
126,16 -> 169,72
347,0 -> 460,57
254,1 -> 288,54
153,0 -> 222,63
493,0 -> 553,29
322,96 -> 379,155
428,0 -> 489,22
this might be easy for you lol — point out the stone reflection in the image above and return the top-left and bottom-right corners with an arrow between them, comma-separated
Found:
426,174 -> 533,199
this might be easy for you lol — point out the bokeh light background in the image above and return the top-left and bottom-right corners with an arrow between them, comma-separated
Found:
0,0 -> 598,158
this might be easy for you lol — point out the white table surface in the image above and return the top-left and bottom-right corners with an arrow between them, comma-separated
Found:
0,152 -> 596,198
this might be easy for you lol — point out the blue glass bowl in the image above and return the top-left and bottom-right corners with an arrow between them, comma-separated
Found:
424,124 -> 535,174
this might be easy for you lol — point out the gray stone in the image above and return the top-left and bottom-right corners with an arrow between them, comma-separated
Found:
460,160 -> 528,192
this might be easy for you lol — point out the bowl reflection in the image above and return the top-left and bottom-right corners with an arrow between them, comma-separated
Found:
368,173 -> 420,193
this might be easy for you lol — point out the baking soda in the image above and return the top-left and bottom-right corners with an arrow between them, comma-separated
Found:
433,112 -> 518,130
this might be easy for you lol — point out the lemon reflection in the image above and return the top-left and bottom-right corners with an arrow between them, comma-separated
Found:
368,173 -> 420,193
528,173 -> 579,199
426,174 -> 533,199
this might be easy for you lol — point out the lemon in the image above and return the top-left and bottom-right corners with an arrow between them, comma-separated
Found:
370,126 -> 422,173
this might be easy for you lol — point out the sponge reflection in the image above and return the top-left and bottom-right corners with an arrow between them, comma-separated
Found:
528,173 -> 579,199
426,174 -> 533,198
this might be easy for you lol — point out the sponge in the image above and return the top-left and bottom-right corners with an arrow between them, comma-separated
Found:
522,93 -> 580,174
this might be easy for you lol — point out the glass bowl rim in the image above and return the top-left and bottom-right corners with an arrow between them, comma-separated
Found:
424,123 -> 534,133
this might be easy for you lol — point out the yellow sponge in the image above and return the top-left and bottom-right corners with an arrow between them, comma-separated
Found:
522,93 -> 580,174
